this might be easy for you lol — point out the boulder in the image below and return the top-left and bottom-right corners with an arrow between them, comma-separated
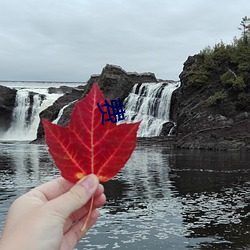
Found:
48,85 -> 85,94
0,85 -> 17,132
87,64 -> 158,102
36,87 -> 85,139
51,64 -> 158,131
160,122 -> 175,136
35,64 -> 175,141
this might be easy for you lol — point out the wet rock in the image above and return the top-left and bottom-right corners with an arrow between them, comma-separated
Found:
0,85 -> 17,132
87,64 -> 158,102
36,87 -> 85,139
47,85 -> 85,94
160,122 -> 175,136
48,86 -> 73,94
35,65 -> 160,140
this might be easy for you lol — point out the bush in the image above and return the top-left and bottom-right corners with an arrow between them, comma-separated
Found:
238,61 -> 250,79
186,64 -> 209,86
212,42 -> 234,66
207,91 -> 228,106
200,46 -> 213,55
220,71 -> 236,86
221,71 -> 246,91
238,91 -> 247,100
233,76 -> 246,91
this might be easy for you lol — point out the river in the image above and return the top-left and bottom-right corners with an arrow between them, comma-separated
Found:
0,142 -> 250,249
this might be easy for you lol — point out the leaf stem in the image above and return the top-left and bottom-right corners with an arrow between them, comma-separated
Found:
80,196 -> 94,232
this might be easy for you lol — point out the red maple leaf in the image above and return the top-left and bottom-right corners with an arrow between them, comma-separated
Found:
42,83 -> 140,183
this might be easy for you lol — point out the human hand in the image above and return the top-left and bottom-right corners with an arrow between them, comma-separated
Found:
0,174 -> 106,250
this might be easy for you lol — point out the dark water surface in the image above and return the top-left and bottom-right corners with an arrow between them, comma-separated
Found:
0,142 -> 250,249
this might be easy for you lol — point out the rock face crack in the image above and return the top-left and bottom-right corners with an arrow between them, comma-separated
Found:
175,54 -> 250,151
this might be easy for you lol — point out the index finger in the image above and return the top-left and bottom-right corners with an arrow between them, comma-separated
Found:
34,177 -> 74,201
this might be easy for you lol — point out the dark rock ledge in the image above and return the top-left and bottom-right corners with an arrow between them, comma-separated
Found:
172,55 -> 250,151
0,85 -> 17,133
35,64 -> 158,141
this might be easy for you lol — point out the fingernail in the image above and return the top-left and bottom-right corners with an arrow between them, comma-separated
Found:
78,174 -> 98,191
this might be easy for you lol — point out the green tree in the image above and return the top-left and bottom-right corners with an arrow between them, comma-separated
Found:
238,16 -> 250,44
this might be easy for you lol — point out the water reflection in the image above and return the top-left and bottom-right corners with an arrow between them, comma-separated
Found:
0,143 -> 57,190
83,146 -> 188,249
0,143 -> 250,249
169,150 -> 250,249
0,142 -> 58,230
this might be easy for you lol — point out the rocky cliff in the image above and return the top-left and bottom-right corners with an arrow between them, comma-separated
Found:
0,85 -> 17,133
36,87 -> 85,139
36,64 -> 158,139
87,64 -> 157,101
174,54 -> 250,150
3,55 -> 249,151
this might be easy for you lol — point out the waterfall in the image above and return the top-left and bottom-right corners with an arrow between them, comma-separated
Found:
1,89 -> 62,141
124,81 -> 180,137
0,80 -> 178,140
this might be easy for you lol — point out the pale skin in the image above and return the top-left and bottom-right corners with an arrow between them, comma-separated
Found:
0,174 -> 106,250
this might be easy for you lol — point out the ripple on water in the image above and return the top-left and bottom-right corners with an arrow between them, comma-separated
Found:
1,144 -> 250,249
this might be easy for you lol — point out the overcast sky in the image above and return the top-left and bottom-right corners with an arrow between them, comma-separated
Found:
0,0 -> 249,82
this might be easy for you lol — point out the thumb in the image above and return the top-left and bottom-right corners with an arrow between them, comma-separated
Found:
47,174 -> 99,219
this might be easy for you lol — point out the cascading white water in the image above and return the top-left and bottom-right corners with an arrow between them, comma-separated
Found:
124,81 -> 180,137
8,90 -> 31,136
0,80 -> 178,140
1,89 -> 62,141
